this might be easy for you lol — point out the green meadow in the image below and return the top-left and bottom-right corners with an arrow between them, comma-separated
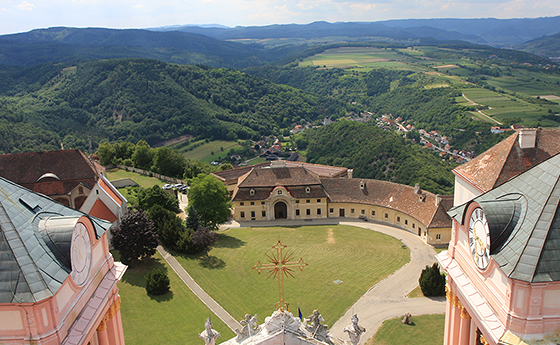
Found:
173,139 -> 241,162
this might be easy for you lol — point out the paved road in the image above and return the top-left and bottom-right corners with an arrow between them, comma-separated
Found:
329,221 -> 446,345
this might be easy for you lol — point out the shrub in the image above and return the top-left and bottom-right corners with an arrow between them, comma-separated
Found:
145,268 -> 170,295
189,226 -> 217,254
419,263 -> 446,297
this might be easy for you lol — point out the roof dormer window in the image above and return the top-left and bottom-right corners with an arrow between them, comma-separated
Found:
250,189 -> 255,195
305,186 -> 310,193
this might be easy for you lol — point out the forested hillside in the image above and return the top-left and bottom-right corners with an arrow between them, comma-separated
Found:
246,66 -> 510,153
517,32 -> 560,58
0,27 -> 308,68
303,121 -> 456,195
0,59 -> 347,153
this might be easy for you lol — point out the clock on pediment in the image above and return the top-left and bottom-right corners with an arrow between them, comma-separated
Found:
71,222 -> 92,286
468,207 -> 491,270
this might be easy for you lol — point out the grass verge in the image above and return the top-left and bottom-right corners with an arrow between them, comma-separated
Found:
365,314 -> 445,345
117,251 -> 235,345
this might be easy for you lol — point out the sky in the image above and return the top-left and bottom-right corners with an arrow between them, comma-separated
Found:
1,0 -> 559,35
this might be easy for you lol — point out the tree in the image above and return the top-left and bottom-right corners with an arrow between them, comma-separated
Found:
112,210 -> 159,265
145,268 -> 170,295
152,146 -> 186,178
147,205 -> 186,248
186,204 -> 200,231
96,142 -> 115,166
419,263 -> 446,297
188,173 -> 232,229
137,185 -> 179,213
219,163 -> 234,171
132,140 -> 154,170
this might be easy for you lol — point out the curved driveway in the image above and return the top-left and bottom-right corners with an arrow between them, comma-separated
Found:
329,220 -> 446,344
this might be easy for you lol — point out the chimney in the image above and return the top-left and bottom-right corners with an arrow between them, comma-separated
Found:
271,160 -> 286,168
414,183 -> 421,194
348,169 -> 353,179
518,128 -> 537,149
435,194 -> 441,207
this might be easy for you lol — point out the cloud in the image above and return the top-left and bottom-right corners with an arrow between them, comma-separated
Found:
15,1 -> 35,10
134,4 -> 144,8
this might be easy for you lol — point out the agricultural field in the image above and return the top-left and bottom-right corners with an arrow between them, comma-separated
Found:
299,47 -> 422,71
299,45 -> 560,127
173,139 -> 241,162
171,225 -> 410,326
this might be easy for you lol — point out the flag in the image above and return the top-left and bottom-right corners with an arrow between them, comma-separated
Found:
298,307 -> 303,321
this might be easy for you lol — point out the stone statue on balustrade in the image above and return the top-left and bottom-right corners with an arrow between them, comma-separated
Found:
344,314 -> 366,345
235,314 -> 260,342
199,318 -> 221,345
306,310 -> 329,342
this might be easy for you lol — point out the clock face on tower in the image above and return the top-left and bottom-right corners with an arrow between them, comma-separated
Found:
71,222 -> 92,286
468,207 -> 491,270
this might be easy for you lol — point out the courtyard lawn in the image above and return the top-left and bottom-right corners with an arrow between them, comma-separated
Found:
366,314 -> 445,345
117,252 -> 235,345
171,225 -> 410,326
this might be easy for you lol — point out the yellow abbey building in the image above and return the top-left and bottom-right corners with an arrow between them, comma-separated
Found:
214,161 -> 453,247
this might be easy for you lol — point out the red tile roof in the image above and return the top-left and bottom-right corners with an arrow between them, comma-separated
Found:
453,129 -> 560,192
212,161 -> 348,184
238,166 -> 322,188
0,149 -> 100,195
321,178 -> 452,228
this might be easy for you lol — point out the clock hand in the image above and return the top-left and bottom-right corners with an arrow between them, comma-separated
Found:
475,236 -> 487,253
74,243 -> 83,259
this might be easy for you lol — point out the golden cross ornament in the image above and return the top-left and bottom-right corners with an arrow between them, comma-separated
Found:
253,240 -> 308,311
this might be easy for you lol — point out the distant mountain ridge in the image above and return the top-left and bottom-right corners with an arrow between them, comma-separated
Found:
170,21 -> 487,44
1,18 -> 558,68
379,16 -> 560,47
0,27 -> 299,68
165,16 -> 560,48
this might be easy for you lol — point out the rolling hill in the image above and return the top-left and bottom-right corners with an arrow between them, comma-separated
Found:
0,27 -> 306,68
516,31 -> 560,58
